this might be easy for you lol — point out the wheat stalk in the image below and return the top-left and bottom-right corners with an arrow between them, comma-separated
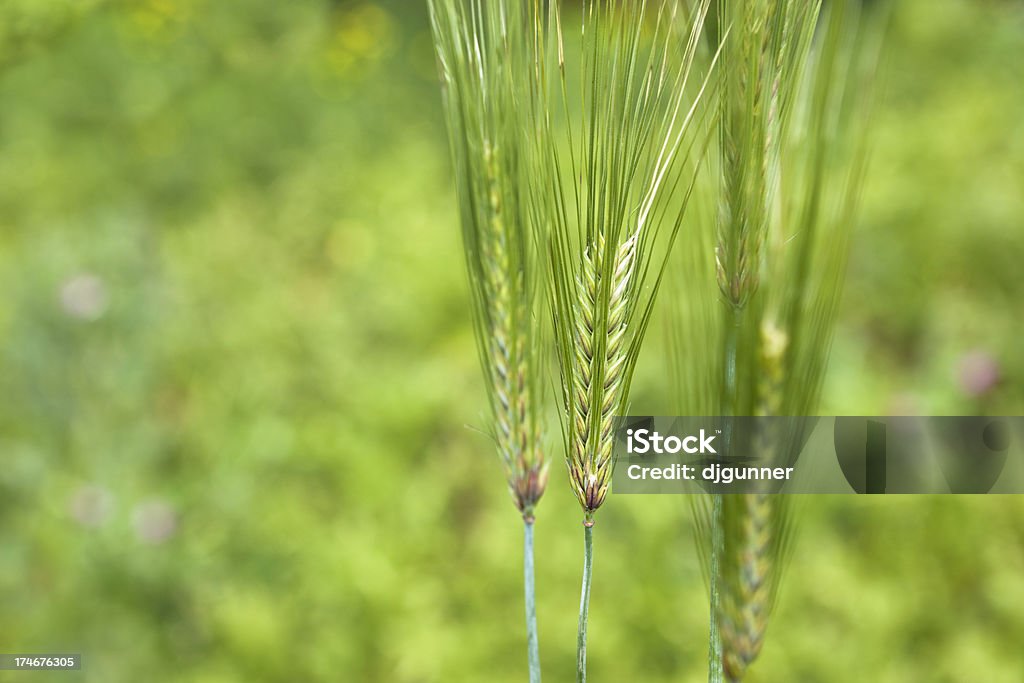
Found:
706,4 -> 819,679
675,1 -> 887,681
428,2 -> 552,680
538,1 -> 719,680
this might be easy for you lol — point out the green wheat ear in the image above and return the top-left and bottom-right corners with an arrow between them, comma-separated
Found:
568,230 -> 637,517
428,1 -> 553,681
674,1 -> 888,681
544,0 -> 718,524
537,1 -> 720,680
429,0 -> 549,520
720,320 -> 792,683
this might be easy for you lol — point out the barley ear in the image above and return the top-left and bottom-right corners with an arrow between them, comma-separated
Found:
720,321 -> 791,683
428,2 -> 553,681
540,3 -> 717,681
428,0 -> 550,520
568,232 -> 637,522
679,3 -> 887,682
547,0 -> 715,523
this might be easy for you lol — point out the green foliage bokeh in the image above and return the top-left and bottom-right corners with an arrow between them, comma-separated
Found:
1,1 -> 1022,681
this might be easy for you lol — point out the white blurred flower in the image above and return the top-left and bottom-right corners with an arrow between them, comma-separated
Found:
68,484 -> 114,528
59,273 -> 108,320
132,499 -> 178,544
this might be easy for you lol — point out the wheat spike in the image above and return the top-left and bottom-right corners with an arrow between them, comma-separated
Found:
682,2 -> 884,682
429,0 -> 550,521
546,0 -> 716,528
541,3 -> 717,679
721,494 -> 772,683
428,2 -> 553,680
715,0 -> 820,310
721,320 -> 789,683
568,231 -> 638,521
481,142 -> 548,519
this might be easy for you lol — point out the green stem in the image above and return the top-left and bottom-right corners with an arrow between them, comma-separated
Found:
723,306 -> 742,418
708,494 -> 724,683
710,309 -> 741,683
576,522 -> 594,683
524,518 -> 542,683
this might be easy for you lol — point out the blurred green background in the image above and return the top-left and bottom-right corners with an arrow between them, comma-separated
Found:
1,0 -> 1022,681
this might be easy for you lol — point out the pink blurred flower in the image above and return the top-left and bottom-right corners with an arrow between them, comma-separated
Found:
956,350 -> 1000,398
